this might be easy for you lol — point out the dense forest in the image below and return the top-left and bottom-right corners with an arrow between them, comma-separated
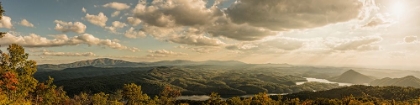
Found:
49,66 -> 342,96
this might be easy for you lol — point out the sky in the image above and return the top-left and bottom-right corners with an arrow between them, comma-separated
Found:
0,0 -> 420,70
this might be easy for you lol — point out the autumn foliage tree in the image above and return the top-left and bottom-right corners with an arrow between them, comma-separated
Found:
0,44 -> 39,104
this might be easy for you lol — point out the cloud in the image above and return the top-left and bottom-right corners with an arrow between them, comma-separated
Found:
111,11 -> 120,17
103,2 -> 130,10
169,35 -> 225,46
132,0 -> 222,27
20,19 -> 34,27
168,28 -> 225,46
147,49 -> 187,57
225,37 -> 305,54
177,45 -> 220,53
207,21 -> 275,41
0,16 -> 13,29
82,7 -> 87,13
226,0 -> 364,31
126,17 -> 141,26
404,36 -> 418,43
54,20 -> 86,33
0,33 -> 139,52
124,27 -> 146,38
130,0 -> 277,41
129,0 -> 369,41
362,16 -> 391,28
325,36 -> 382,52
105,21 -> 127,33
85,12 -> 108,27
42,51 -> 96,56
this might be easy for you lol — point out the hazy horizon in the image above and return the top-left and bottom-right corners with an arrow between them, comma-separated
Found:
1,0 -> 420,70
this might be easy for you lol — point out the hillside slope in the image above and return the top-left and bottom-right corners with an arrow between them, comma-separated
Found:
370,76 -> 420,88
328,70 -> 375,84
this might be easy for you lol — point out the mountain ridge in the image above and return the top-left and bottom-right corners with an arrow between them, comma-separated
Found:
370,75 -> 420,88
37,58 -> 247,72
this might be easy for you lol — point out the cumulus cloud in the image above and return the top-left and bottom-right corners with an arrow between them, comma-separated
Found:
226,0 -> 364,31
147,49 -> 187,57
103,2 -> 130,10
132,0 -> 222,27
404,36 -> 418,43
226,37 -> 305,54
85,12 -> 108,27
105,21 -> 127,33
124,27 -> 146,38
126,17 -> 141,26
0,33 -> 139,52
129,0 -> 368,42
325,36 -> 382,52
54,20 -> 86,34
168,28 -> 225,46
176,45 -> 220,53
132,0 -> 270,41
169,35 -> 224,46
82,7 -> 87,13
20,19 -> 34,27
42,51 -> 96,56
111,11 -> 120,17
0,16 -> 13,29
207,21 -> 275,41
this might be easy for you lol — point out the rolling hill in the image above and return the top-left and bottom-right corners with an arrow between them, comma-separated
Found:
328,69 -> 375,84
369,75 -> 420,88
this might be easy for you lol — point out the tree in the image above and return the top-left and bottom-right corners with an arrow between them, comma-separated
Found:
122,83 -> 150,105
0,44 -> 39,103
0,1 -> 5,38
205,92 -> 226,105
92,92 -> 109,105
159,86 -> 181,105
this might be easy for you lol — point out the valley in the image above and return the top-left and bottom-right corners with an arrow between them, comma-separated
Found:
34,58 -> 420,100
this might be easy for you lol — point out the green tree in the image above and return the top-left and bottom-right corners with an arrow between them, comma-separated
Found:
122,83 -> 150,105
109,90 -> 124,105
0,44 -> 39,103
159,86 -> 181,105
205,92 -> 226,105
0,1 -> 6,38
72,92 -> 90,105
227,97 -> 243,105
92,92 -> 109,105
34,77 -> 70,104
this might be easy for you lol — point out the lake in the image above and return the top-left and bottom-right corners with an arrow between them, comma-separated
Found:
177,77 -> 353,101
295,77 -> 353,86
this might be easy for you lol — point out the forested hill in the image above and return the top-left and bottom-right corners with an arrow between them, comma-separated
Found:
328,69 -> 375,84
37,58 -> 140,71
52,66 -> 340,96
282,85 -> 420,101
370,76 -> 420,88
37,58 -> 247,72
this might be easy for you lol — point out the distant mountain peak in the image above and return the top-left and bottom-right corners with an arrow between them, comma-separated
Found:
370,75 -> 420,88
342,69 -> 361,75
328,69 -> 375,84
37,58 -> 139,71
402,75 -> 418,79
